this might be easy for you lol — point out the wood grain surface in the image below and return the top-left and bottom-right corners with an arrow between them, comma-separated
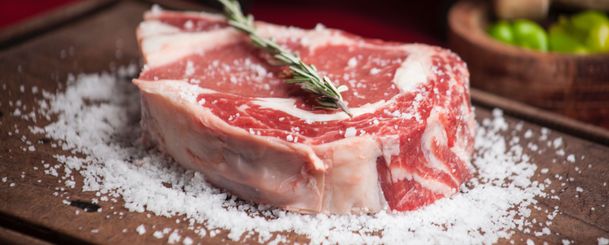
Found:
0,0 -> 608,244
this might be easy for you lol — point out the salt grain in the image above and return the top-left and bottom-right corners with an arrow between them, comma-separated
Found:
567,154 -> 575,163
370,68 -> 380,75
347,57 -> 357,68
184,20 -> 194,30
344,127 -> 357,137
168,231 -> 181,244
153,230 -> 164,239
150,4 -> 162,15
184,60 -> 195,77
552,138 -> 563,148
136,225 -> 146,235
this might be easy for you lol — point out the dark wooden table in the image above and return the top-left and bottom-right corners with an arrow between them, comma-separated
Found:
0,0 -> 608,244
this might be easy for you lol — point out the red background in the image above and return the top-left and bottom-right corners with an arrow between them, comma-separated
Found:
0,0 -> 79,29
0,0 -> 451,45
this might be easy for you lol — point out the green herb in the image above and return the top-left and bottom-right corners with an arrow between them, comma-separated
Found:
218,0 -> 352,117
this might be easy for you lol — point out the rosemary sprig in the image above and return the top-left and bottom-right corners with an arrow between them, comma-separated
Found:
218,0 -> 352,117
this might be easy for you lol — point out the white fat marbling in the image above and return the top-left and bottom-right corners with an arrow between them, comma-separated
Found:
380,135 -> 400,165
393,45 -> 433,93
138,20 -> 182,38
421,108 -> 452,175
136,79 -> 216,103
252,97 -> 387,123
142,28 -> 241,67
391,166 -> 455,198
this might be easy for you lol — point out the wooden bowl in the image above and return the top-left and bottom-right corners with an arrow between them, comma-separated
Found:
448,0 -> 609,128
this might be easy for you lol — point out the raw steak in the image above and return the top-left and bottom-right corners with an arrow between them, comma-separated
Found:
133,7 -> 475,214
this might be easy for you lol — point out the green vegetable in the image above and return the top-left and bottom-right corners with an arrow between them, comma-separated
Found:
549,25 -> 589,54
488,21 -> 514,44
512,19 -> 549,51
571,10 -> 609,33
555,16 -> 585,42
587,22 -> 609,52
487,11 -> 609,54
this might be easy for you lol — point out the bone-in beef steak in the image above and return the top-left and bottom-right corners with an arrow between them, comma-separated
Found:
133,8 -> 475,214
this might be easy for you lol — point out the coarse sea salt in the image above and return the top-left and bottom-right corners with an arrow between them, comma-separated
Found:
344,127 -> 357,138
24,67 -> 563,244
136,224 -> 146,235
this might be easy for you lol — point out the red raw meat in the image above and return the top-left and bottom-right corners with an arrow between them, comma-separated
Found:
133,7 -> 475,214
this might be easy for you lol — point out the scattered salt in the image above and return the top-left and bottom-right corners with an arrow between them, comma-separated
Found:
136,225 -> 146,235
153,230 -> 164,239
552,138 -> 563,149
184,20 -> 194,30
150,4 -> 162,15
566,154 -> 575,163
25,69 -> 565,244
183,237 -> 193,245
168,231 -> 181,244
370,68 -> 380,75
314,23 -> 326,31
344,127 -> 357,137
347,57 -> 357,68
184,60 -> 195,77
541,127 -> 550,135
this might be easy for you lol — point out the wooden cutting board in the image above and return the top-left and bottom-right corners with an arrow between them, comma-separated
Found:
0,0 -> 608,244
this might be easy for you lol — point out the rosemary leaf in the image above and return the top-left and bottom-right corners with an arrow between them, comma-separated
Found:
218,0 -> 352,117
